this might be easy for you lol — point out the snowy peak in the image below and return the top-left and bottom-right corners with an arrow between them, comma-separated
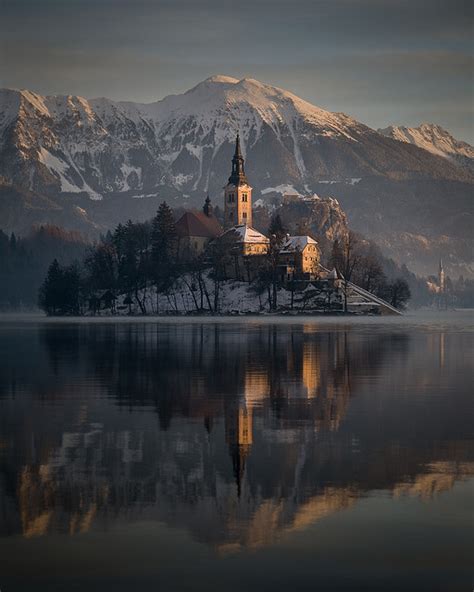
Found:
196,74 -> 240,85
378,123 -> 474,170
0,76 -> 471,205
133,75 -> 363,144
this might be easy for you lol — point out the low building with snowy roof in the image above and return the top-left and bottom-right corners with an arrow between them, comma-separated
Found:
218,224 -> 270,256
212,224 -> 270,281
279,234 -> 321,280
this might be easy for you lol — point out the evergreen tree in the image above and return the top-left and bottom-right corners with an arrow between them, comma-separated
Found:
84,243 -> 117,292
38,259 -> 83,315
115,220 -> 149,313
63,263 -> 82,315
151,202 -> 178,297
38,259 -> 64,315
9,232 -> 17,251
268,213 -> 287,241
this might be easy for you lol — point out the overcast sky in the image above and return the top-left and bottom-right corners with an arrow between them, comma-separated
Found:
1,0 -> 472,142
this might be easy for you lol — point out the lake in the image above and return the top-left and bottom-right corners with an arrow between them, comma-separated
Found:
0,313 -> 473,591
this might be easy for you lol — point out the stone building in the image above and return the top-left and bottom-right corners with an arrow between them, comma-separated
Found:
215,224 -> 269,281
279,235 -> 321,281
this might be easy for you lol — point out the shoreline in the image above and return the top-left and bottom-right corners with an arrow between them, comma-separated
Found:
1,310 -> 473,329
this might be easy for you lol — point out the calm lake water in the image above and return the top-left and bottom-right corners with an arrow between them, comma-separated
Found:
0,312 -> 473,591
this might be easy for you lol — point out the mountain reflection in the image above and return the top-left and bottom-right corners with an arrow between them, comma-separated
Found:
0,321 -> 472,550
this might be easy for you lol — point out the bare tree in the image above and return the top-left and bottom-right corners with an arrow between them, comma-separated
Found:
330,231 -> 362,312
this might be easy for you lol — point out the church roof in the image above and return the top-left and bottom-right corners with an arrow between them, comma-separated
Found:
176,211 -> 222,239
227,133 -> 249,186
221,224 -> 270,244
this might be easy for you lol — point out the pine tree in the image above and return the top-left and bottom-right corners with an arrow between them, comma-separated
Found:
63,263 -> 82,315
9,232 -> 17,252
38,259 -> 63,315
38,259 -> 83,315
151,202 -> 178,296
268,213 -> 287,241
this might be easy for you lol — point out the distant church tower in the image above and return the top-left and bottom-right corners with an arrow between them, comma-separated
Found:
224,134 -> 253,228
438,259 -> 445,293
438,258 -> 447,310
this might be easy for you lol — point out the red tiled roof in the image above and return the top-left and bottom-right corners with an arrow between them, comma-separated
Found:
176,211 -> 223,239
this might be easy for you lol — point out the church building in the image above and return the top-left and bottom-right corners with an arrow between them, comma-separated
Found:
165,133 -> 402,314
175,196 -> 222,259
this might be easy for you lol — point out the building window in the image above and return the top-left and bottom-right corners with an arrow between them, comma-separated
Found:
242,193 -> 248,202
229,211 -> 233,219
228,193 -> 235,203
243,212 -> 247,219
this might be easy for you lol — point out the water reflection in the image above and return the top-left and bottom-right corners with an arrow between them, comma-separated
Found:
0,320 -> 472,553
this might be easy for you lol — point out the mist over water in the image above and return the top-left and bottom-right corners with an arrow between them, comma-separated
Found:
0,313 -> 473,591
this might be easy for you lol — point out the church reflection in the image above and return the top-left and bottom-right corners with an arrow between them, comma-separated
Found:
0,321 -> 472,549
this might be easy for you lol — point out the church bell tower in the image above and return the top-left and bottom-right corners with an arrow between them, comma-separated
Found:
224,134 -> 252,228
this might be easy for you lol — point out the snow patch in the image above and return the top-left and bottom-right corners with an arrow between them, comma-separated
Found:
38,147 -> 102,199
38,147 -> 82,193
131,192 -> 159,199
172,173 -> 193,187
318,178 -> 361,185
261,184 -> 302,196
120,163 -> 142,191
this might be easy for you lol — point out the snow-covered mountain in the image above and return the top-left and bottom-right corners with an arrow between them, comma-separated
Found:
0,76 -> 473,276
0,76 -> 470,201
378,123 -> 474,173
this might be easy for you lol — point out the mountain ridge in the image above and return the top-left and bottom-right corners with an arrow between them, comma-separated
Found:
1,79 -> 471,201
378,123 -> 474,173
0,76 -> 473,277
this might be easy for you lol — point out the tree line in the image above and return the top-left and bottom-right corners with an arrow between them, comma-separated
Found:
37,204 -> 414,315
3,205 -> 469,315
39,203 -> 178,315
0,225 -> 88,310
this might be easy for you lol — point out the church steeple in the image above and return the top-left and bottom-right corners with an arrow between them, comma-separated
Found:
203,195 -> 213,217
228,133 -> 248,186
224,133 -> 253,228
438,258 -> 445,292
